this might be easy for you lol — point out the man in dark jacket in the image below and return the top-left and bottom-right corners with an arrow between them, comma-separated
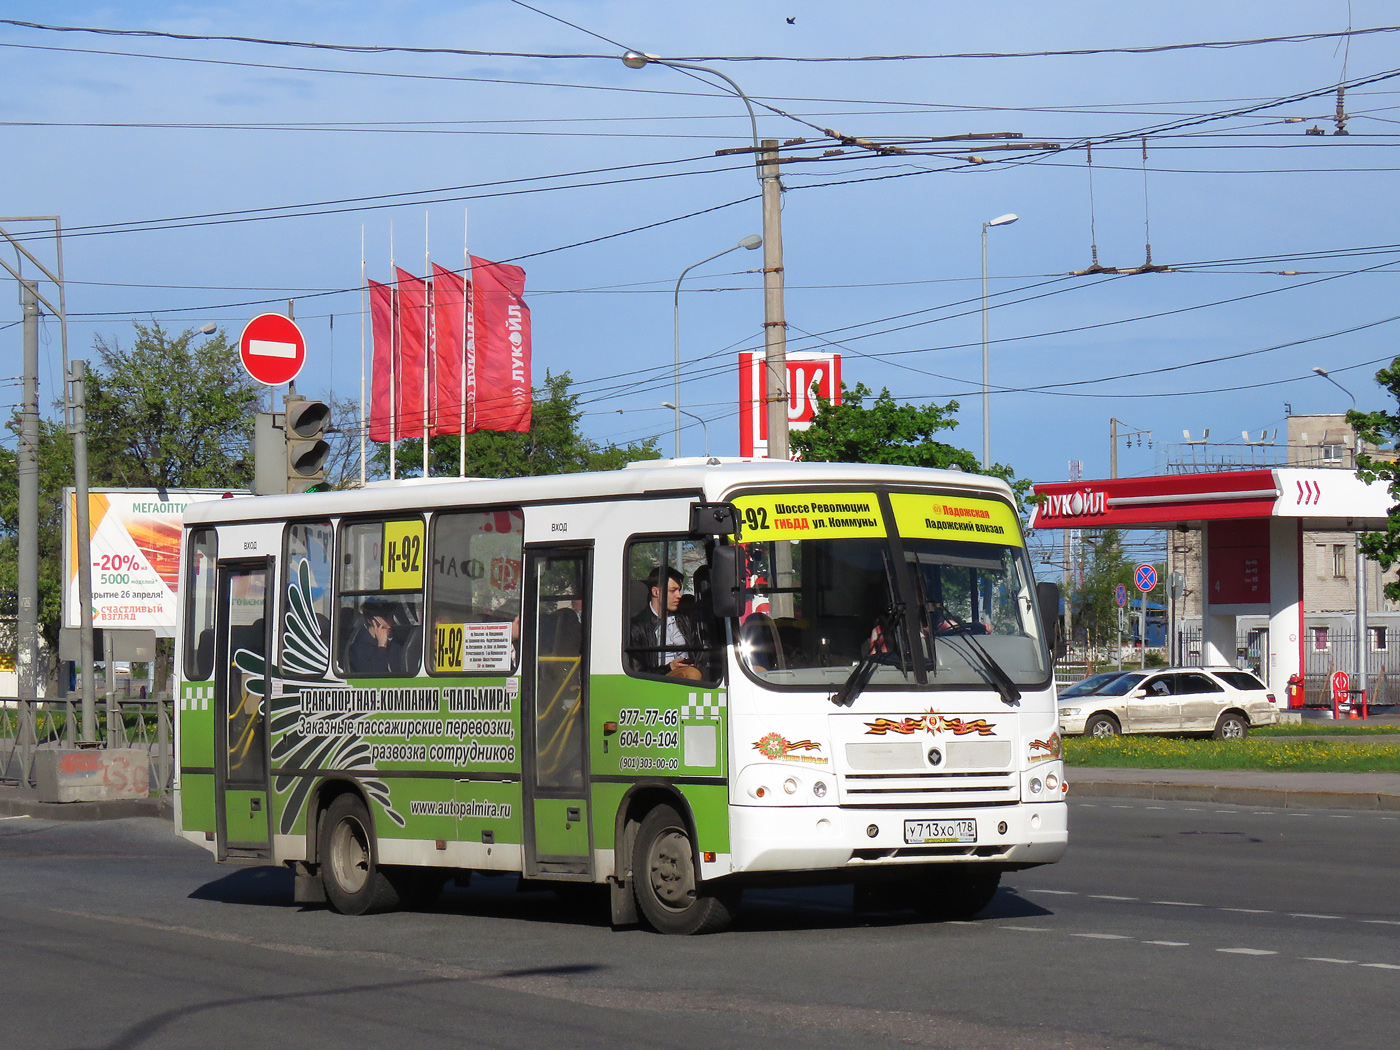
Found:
628,566 -> 702,677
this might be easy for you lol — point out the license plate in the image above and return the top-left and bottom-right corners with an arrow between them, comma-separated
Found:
904,818 -> 977,845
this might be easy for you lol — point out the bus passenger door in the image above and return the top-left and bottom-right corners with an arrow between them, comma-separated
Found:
213,560 -> 273,860
521,546 -> 592,878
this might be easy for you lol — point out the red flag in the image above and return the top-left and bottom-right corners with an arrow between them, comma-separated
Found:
395,267 -> 428,434
368,279 -> 396,443
471,255 -> 531,433
431,263 -> 467,436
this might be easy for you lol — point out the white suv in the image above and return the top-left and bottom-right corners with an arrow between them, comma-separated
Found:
1058,667 -> 1279,739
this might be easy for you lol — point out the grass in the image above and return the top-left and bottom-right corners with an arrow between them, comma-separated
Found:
1064,735 -> 1400,773
1254,723 -> 1400,737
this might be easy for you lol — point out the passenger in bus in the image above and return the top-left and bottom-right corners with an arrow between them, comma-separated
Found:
628,566 -> 702,679
347,602 -> 406,675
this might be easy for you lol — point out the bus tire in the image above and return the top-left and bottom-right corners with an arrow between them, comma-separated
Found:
911,865 -> 1001,921
633,803 -> 738,935
320,793 -> 400,915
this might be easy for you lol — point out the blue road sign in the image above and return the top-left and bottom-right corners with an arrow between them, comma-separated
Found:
1135,564 -> 1157,592
1115,583 -> 1128,608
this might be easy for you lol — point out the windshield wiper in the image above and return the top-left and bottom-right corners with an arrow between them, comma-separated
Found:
830,552 -> 908,708
931,607 -> 1022,706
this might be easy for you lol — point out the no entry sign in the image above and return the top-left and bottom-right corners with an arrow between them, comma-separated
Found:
239,313 -> 306,385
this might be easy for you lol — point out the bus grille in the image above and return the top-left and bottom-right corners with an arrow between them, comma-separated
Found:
838,770 -> 1019,808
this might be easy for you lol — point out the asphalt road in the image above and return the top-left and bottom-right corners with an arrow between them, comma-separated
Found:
1,799 -> 1397,1050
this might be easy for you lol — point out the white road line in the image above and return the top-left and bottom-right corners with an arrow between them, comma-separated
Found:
1222,908 -> 1273,914
1152,901 -> 1203,907
1030,889 -> 1078,896
1361,963 -> 1400,971
1362,919 -> 1400,926
1111,805 -> 1132,809
1143,940 -> 1189,946
1329,815 -> 1354,819
1146,806 -> 1167,810
999,926 -> 1054,932
1218,948 -> 1277,956
1090,894 -> 1138,901
1289,913 -> 1342,920
1072,933 -> 1131,940
1303,958 -> 1356,965
1288,813 -> 1312,817
0,815 -> 33,821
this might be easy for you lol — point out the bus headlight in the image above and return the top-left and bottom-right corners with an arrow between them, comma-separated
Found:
1029,777 -> 1043,794
783,778 -> 798,795
1046,773 -> 1059,792
813,780 -> 828,798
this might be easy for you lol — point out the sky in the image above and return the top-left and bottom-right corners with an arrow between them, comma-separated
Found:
3,1 -> 1398,501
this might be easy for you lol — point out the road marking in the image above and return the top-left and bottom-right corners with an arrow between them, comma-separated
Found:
1218,948 -> 1277,956
1090,895 -> 1138,901
1222,908 -> 1273,914
1146,806 -> 1167,810
1142,940 -> 1189,946
1152,901 -> 1203,907
1361,963 -> 1400,971
999,926 -> 1054,932
1030,889 -> 1077,896
1111,805 -> 1132,809
1289,913 -> 1341,920
1072,933 -> 1130,940
1362,919 -> 1400,926
1303,958 -> 1356,965
0,815 -> 33,821
1288,813 -> 1312,817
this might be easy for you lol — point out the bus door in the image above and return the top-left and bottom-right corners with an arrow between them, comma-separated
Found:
521,546 -> 592,877
213,559 -> 274,860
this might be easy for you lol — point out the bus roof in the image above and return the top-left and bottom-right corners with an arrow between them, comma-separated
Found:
181,459 -> 1016,526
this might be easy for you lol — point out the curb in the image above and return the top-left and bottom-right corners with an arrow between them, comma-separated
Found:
0,794 -> 173,822
1069,779 -> 1400,811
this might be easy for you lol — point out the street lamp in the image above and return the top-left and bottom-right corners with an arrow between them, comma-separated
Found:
1313,365 -> 1367,710
621,52 -> 759,166
981,213 -> 1019,468
662,402 -> 712,458
673,235 -> 761,457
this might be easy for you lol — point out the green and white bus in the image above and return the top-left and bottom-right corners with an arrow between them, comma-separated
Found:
175,460 -> 1066,934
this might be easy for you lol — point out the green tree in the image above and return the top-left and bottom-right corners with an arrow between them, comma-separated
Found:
373,371 -> 660,480
1350,357 -> 1400,600
790,382 -> 1030,502
1072,529 -> 1133,652
87,322 -> 260,489
0,417 -> 74,658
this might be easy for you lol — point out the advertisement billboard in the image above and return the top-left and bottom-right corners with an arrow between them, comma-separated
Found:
63,489 -> 245,637
738,351 -> 841,459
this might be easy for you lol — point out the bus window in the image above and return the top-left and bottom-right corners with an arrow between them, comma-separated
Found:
427,508 -> 524,674
624,537 -> 722,684
184,529 -> 217,681
337,519 -> 425,677
283,521 -> 333,679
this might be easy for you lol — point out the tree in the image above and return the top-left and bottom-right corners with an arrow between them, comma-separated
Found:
371,371 -> 660,480
790,382 -> 1031,502
1351,360 -> 1400,600
86,322 -> 261,489
0,417 -> 74,659
1072,529 -> 1133,652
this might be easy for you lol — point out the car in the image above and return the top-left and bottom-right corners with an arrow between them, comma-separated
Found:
1057,671 -> 1129,700
1058,666 -> 1279,740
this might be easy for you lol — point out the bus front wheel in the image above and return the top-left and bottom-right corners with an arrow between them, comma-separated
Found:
632,804 -> 738,935
319,793 -> 400,915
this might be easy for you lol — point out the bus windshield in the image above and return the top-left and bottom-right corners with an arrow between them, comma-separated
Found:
733,533 -> 1049,690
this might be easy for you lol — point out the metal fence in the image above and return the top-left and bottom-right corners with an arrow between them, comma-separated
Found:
1175,627 -> 1398,707
0,694 -> 173,793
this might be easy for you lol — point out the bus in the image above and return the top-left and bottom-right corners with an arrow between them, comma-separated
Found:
174,459 -> 1066,934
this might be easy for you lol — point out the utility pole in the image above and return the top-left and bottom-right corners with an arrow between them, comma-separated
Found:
68,360 -> 98,742
16,279 -> 40,775
760,140 -> 789,462
1110,417 -> 1118,478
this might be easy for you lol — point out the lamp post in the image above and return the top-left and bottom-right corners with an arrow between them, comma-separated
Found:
1313,366 -> 1367,710
662,402 -> 711,457
623,52 -> 790,461
673,235 -> 761,457
981,213 -> 1018,468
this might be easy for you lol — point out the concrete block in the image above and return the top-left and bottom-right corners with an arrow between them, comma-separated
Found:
33,748 -> 150,803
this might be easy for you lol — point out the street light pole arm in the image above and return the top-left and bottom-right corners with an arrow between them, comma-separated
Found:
674,246 -> 737,311
623,53 -> 760,172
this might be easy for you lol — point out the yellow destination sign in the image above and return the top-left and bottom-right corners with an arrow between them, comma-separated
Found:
888,492 -> 1023,546
732,492 -> 885,541
381,519 -> 426,589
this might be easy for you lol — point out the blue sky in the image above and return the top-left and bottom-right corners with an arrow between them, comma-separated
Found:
3,1 -> 1397,488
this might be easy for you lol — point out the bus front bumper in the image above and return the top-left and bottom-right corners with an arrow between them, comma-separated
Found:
726,801 -> 1067,875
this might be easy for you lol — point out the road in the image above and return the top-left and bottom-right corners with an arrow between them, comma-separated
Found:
1,798 -> 1396,1050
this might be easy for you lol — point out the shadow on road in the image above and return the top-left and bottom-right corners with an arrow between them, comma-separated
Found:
188,865 -> 295,907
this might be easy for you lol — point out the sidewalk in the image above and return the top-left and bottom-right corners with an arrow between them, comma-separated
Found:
1068,767 -> 1400,810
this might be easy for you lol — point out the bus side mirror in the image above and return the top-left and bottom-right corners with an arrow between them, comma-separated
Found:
1036,582 -> 1065,660
710,546 -> 744,618
690,502 -> 737,536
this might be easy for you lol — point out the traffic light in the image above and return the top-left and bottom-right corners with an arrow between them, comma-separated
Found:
284,396 -> 330,492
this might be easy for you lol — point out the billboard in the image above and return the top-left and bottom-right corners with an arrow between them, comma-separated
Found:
738,351 -> 841,458
63,489 -> 244,637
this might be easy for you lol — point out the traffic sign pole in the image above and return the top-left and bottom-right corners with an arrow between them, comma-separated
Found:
1134,564 -> 1156,669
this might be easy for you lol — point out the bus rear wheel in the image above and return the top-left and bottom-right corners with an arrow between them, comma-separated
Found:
632,804 -> 739,935
319,794 -> 400,915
